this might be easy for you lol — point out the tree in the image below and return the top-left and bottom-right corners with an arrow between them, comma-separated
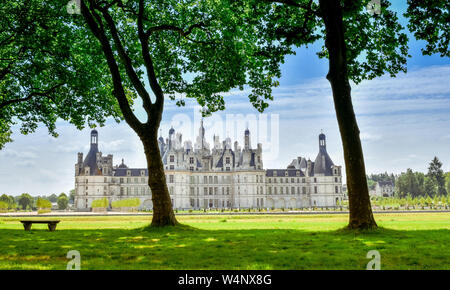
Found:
57,193 -> 69,210
69,189 -> 75,204
427,157 -> 447,196
396,169 -> 426,198
423,176 -> 436,197
245,0 -> 409,228
48,194 -> 58,203
405,0 -> 449,57
17,193 -> 33,210
445,172 -> 450,196
0,0 -> 122,149
72,0 -> 288,226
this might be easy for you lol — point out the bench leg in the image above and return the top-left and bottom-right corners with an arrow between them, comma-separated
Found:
48,224 -> 57,231
23,223 -> 32,231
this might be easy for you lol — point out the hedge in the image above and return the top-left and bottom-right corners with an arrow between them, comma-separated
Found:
91,198 -> 109,208
0,201 -> 8,210
36,198 -> 52,209
111,198 -> 141,208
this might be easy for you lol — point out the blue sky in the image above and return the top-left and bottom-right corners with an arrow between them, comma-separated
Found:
0,1 -> 449,196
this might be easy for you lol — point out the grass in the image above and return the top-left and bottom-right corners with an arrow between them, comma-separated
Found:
0,212 -> 449,270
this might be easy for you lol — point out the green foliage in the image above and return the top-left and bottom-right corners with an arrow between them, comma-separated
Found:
111,198 -> 141,208
17,193 -> 33,210
36,198 -> 52,209
0,201 -> 8,210
427,157 -> 447,196
91,198 -> 109,208
405,0 -> 449,57
395,168 -> 425,198
48,194 -> 58,203
69,189 -> 75,204
0,194 -> 15,209
57,195 -> 69,210
0,0 -> 122,149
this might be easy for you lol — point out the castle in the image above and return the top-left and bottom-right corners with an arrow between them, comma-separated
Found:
74,123 -> 344,210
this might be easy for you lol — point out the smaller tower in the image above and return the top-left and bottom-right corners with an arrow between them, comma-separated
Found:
91,129 -> 98,147
244,128 -> 251,150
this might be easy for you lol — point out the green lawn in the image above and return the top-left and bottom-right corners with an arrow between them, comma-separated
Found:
0,213 -> 449,270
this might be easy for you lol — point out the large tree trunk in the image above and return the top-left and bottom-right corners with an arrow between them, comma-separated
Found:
319,0 -> 377,229
140,130 -> 178,227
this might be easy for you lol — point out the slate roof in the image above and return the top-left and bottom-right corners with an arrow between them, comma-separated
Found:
82,142 -> 101,176
113,168 -> 148,177
265,169 -> 305,177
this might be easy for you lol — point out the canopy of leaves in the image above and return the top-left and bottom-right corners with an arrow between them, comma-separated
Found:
79,0 -> 292,123
0,0 -> 123,149
247,0 -> 409,84
405,0 -> 449,57
57,194 -> 69,210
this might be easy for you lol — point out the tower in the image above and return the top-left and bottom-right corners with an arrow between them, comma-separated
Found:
90,129 -> 98,148
244,128 -> 251,150
319,132 -> 326,150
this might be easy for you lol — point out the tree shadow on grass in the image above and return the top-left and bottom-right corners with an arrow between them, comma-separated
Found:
0,226 -> 448,270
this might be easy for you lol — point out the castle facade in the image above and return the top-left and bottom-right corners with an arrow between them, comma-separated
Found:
74,123 -> 344,210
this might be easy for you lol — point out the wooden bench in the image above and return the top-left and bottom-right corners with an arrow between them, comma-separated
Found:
20,220 -> 60,231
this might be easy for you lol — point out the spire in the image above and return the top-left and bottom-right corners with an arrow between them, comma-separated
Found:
319,131 -> 326,151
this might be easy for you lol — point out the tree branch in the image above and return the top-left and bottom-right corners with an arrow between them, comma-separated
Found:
137,0 -> 164,127
81,0 -> 143,133
0,83 -> 63,110
97,2 -> 153,117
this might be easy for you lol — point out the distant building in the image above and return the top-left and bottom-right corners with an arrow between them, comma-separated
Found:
370,181 -> 395,197
74,125 -> 344,210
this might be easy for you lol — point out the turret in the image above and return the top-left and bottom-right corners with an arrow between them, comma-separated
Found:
244,128 -> 251,150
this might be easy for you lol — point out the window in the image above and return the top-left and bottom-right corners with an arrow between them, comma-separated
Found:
169,165 -> 174,170
226,157 -> 230,164
170,155 -> 174,162
169,175 -> 174,183
190,166 -> 194,171
335,186 -> 339,193
226,167 -> 230,171
190,157 -> 194,164
314,178 -> 317,183
314,186 -> 317,194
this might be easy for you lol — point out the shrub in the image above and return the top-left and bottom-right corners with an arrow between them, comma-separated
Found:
0,201 -> 8,212
37,209 -> 51,214
91,198 -> 109,208
111,198 -> 140,208
36,198 -> 51,209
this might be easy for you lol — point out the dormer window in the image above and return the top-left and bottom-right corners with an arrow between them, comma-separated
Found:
170,155 -> 174,162
127,170 -> 131,176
